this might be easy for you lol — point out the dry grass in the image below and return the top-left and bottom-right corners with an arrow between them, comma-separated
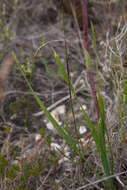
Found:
0,0 -> 127,189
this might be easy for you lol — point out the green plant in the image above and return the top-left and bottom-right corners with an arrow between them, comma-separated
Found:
0,155 -> 8,178
81,1 -> 114,188
8,1 -> 127,189
14,45 -> 115,188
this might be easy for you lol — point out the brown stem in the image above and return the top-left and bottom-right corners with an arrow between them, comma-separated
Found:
82,0 -> 100,120
82,0 -> 89,51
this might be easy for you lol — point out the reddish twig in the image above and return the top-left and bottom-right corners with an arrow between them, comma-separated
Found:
82,0 -> 100,120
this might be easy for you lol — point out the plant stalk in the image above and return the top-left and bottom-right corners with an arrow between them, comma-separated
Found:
82,0 -> 100,121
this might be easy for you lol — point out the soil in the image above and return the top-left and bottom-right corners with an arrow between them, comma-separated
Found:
0,0 -> 127,189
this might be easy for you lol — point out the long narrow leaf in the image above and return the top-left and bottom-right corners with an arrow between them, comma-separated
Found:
13,53 -> 78,153
54,51 -> 68,83
98,91 -> 105,122
54,51 -> 99,148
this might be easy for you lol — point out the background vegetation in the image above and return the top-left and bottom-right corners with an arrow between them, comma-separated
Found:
0,0 -> 127,189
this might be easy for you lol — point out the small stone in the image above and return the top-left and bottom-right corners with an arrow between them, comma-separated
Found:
79,126 -> 87,135
51,143 -> 61,151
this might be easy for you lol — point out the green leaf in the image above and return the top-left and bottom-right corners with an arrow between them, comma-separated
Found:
7,164 -> 20,179
91,21 -> 97,57
98,91 -> 105,121
38,128 -> 45,138
46,136 -> 52,146
4,126 -> 10,133
0,155 -> 8,177
84,50 -> 91,70
16,60 -> 78,153
54,51 -> 68,82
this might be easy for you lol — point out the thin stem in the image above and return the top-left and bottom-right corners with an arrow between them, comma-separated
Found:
82,0 -> 89,51
82,0 -> 100,120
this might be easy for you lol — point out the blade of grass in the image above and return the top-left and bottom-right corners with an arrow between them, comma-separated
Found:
12,52 -> 84,159
54,50 -> 84,159
54,50 -> 100,150
54,50 -> 114,185
54,51 -> 68,83
98,92 -> 114,189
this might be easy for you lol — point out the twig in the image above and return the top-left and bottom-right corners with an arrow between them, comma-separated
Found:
5,90 -> 67,97
76,171 -> 127,190
33,85 -> 86,117
82,0 -> 100,120
37,168 -> 53,190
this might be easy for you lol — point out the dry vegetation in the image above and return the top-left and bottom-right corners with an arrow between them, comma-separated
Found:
0,0 -> 127,189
